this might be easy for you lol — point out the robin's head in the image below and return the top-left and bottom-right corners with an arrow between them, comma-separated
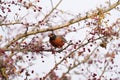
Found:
48,33 -> 56,40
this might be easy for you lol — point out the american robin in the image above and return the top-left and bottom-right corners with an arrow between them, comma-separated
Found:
49,33 -> 67,48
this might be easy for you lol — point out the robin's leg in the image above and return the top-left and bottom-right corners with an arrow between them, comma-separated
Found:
51,47 -> 56,54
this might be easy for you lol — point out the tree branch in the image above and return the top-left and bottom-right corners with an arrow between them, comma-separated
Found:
3,1 -> 120,49
99,62 -> 109,79
42,0 -> 63,22
59,45 -> 99,80
42,36 -> 104,79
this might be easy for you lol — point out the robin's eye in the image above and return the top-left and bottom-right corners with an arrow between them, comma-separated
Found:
49,34 -> 52,37
51,34 -> 54,37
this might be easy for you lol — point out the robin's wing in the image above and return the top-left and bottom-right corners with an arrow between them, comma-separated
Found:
58,35 -> 67,43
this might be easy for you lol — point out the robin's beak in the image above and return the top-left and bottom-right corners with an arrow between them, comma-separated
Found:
48,33 -> 53,37
48,34 -> 50,37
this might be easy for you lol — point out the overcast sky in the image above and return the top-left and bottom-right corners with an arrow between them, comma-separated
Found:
0,0 -> 120,80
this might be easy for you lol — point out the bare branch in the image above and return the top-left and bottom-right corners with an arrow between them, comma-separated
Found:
50,0 -> 54,9
43,36 -> 104,79
0,22 -> 21,26
59,45 -> 99,80
99,62 -> 109,79
42,0 -> 63,22
3,1 -> 120,49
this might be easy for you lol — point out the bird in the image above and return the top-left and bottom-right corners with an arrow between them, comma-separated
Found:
48,33 -> 67,48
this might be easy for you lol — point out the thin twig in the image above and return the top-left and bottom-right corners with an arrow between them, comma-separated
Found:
42,0 -> 63,22
99,62 -> 109,79
50,0 -> 54,9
